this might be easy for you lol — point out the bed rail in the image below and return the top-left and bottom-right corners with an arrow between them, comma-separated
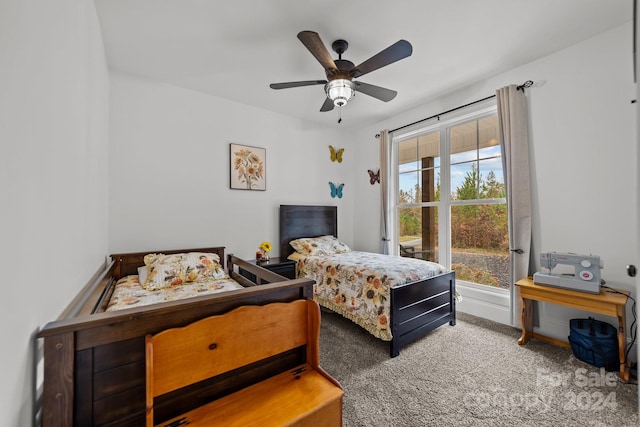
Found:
57,259 -> 115,319
227,253 -> 295,286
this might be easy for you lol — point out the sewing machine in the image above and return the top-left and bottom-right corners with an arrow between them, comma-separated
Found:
532,252 -> 603,294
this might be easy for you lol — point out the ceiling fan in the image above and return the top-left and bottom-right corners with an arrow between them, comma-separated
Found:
270,31 -> 412,112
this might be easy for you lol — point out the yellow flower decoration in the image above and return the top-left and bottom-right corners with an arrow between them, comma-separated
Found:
259,241 -> 272,253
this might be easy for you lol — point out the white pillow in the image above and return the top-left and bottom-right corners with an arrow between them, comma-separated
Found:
137,266 -> 148,284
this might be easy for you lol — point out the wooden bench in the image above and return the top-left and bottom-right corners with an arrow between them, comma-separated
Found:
145,299 -> 344,426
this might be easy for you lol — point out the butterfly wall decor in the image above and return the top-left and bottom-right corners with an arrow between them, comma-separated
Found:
368,169 -> 380,185
329,145 -> 344,163
329,182 -> 344,198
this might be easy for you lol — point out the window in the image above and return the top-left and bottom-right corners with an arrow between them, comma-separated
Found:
395,104 -> 509,292
398,130 -> 440,263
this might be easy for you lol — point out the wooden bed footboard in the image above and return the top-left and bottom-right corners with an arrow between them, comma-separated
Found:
390,271 -> 456,357
37,247 -> 314,427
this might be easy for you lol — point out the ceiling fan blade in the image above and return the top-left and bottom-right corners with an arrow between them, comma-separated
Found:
354,81 -> 397,102
270,80 -> 327,90
320,97 -> 334,112
350,40 -> 412,78
297,31 -> 338,74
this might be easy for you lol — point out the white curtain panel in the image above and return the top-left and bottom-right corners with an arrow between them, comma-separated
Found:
379,129 -> 391,255
496,85 -> 532,327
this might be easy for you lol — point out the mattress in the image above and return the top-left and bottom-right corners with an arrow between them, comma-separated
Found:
106,274 -> 244,312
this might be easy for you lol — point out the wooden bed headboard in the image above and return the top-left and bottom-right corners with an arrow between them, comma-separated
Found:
279,205 -> 337,259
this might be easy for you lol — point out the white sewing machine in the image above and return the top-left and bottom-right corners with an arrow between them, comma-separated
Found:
532,252 -> 603,294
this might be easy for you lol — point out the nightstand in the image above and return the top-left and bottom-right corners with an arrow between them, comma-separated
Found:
239,257 -> 297,283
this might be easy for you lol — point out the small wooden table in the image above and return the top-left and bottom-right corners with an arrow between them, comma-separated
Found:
515,276 -> 630,382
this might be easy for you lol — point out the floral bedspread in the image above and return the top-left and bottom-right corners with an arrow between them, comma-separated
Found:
296,251 -> 448,341
106,275 -> 244,312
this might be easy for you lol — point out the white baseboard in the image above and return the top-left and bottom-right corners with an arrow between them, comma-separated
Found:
456,281 -> 510,325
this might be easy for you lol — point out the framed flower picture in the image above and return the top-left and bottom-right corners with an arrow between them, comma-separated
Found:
230,143 -> 266,190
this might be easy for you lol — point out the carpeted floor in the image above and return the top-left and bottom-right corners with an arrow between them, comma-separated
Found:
319,309 -> 639,427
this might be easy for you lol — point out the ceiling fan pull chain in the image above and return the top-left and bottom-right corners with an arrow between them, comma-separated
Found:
338,107 -> 342,124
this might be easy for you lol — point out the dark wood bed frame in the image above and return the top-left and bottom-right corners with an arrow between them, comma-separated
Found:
37,246 -> 314,427
279,205 -> 456,358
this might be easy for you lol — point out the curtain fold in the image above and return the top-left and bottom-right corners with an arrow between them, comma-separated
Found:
379,130 -> 391,254
496,85 -> 532,327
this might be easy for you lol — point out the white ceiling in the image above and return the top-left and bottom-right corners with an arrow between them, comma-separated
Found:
94,0 -> 633,129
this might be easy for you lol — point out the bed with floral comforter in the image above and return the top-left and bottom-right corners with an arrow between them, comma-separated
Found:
106,251 -> 244,312
296,250 -> 448,341
106,274 -> 244,311
38,245 -> 316,426
280,205 -> 456,357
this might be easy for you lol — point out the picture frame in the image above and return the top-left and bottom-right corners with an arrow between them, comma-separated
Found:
230,143 -> 266,190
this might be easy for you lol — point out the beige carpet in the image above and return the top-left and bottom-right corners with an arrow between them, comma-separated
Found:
319,310 -> 638,427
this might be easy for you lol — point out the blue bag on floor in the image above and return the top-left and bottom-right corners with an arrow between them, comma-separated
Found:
568,317 -> 619,371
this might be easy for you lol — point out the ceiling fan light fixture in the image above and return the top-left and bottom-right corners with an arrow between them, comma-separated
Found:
326,79 -> 355,107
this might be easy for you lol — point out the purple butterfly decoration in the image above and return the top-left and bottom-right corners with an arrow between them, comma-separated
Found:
368,169 -> 380,185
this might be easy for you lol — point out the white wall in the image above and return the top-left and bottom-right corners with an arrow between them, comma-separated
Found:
353,23 -> 637,343
0,0 -> 110,425
109,73 -> 355,258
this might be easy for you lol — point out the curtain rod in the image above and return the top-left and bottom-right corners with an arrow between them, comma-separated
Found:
376,80 -> 533,137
